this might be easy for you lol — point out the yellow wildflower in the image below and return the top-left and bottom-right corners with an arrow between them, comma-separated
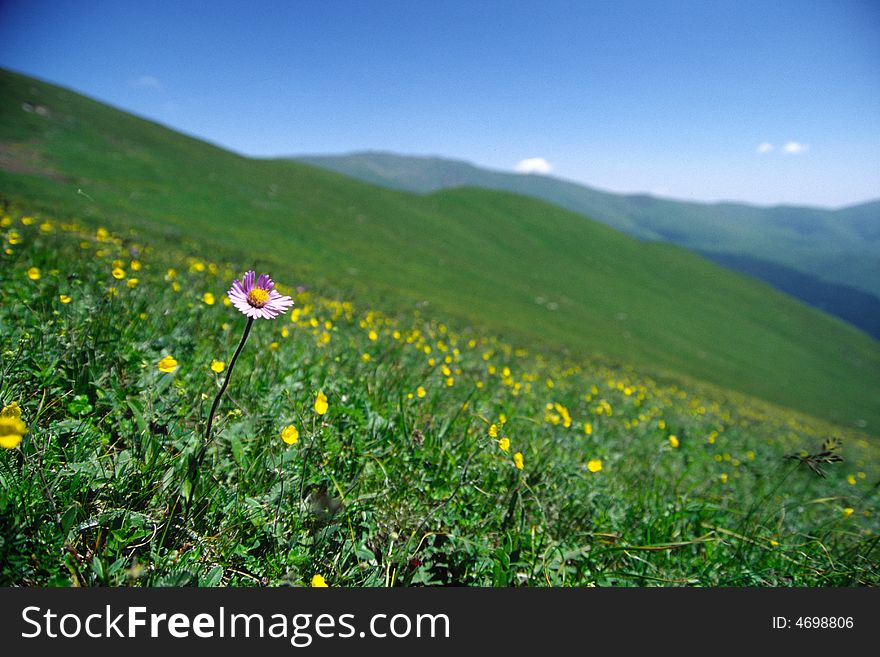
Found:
157,355 -> 178,373
111,267 -> 125,280
314,391 -> 328,415
0,415 -> 27,449
281,425 -> 299,445
210,359 -> 225,373
668,435 -> 680,449
587,459 -> 603,473
27,267 -> 41,281
311,574 -> 328,587
1,402 -> 22,419
499,438 -> 510,452
203,292 -> 215,305
513,452 -> 524,470
59,294 -> 71,304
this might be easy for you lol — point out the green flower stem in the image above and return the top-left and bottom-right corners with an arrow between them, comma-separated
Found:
185,316 -> 254,518
204,316 -> 254,445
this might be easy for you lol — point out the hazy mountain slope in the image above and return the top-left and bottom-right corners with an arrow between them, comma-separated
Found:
297,151 -> 880,302
2,68 -> 878,430
699,251 -> 880,339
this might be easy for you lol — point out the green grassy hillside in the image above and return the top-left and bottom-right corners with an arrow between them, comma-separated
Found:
1,68 -> 878,431
3,212 -> 877,586
298,151 -> 880,303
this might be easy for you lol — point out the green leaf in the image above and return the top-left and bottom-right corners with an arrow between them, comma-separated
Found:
202,566 -> 224,587
60,505 -> 80,534
231,434 -> 247,468
127,400 -> 148,437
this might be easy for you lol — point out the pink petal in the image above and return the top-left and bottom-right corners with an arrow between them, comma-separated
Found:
256,274 -> 274,291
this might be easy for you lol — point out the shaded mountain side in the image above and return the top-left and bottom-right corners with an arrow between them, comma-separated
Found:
698,251 -> 880,339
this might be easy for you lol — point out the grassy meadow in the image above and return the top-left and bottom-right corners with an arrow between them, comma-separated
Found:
2,69 -> 879,433
1,209 -> 878,586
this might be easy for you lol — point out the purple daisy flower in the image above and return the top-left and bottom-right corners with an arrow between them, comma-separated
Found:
227,271 -> 294,319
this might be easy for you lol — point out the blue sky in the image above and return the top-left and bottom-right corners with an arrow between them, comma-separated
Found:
1,0 -> 878,207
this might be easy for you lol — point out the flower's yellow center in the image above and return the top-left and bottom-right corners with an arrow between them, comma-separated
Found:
247,288 -> 270,308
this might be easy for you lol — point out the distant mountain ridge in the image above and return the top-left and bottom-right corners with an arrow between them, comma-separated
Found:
296,151 -> 880,337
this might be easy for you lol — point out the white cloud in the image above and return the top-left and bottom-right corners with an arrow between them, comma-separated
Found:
514,157 -> 553,174
131,75 -> 163,91
782,141 -> 808,154
756,142 -> 774,154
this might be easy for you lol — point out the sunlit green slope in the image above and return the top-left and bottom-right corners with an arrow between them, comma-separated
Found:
1,68 -> 877,430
